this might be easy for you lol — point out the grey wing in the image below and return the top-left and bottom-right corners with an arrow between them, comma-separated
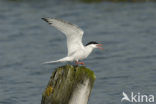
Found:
42,18 -> 84,56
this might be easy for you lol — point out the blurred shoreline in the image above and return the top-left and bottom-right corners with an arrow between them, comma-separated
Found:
81,0 -> 156,3
7,0 -> 156,3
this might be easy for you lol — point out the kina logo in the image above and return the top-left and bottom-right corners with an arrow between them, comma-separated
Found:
121,92 -> 155,103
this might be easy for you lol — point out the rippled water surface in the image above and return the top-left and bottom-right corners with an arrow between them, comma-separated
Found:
0,0 -> 156,104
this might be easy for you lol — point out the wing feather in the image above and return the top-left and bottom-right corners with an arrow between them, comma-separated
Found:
42,18 -> 84,56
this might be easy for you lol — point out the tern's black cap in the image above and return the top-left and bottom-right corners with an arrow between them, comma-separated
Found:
85,41 -> 98,46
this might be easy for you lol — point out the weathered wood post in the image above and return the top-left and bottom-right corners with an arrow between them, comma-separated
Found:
41,64 -> 96,104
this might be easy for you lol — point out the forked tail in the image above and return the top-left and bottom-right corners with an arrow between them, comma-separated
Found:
43,57 -> 72,64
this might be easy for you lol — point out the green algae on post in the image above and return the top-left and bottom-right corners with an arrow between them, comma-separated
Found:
41,64 -> 96,104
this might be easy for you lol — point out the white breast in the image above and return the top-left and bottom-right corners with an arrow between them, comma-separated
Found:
71,46 -> 94,61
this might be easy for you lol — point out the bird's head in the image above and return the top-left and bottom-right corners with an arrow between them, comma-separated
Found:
85,41 -> 103,50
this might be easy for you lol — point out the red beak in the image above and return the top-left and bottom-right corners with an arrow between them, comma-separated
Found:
96,44 -> 104,50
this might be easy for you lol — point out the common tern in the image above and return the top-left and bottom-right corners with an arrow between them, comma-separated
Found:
42,18 -> 103,65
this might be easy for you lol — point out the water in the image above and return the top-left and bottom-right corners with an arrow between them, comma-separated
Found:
0,0 -> 156,104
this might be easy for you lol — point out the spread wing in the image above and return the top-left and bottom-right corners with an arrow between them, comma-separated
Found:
42,18 -> 84,56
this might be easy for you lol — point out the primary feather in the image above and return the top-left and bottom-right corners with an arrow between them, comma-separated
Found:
42,18 -> 84,56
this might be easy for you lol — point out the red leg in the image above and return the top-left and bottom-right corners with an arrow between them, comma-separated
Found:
75,61 -> 85,65
79,62 -> 85,65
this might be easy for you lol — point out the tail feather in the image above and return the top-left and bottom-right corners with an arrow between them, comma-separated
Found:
43,57 -> 72,64
42,60 -> 59,64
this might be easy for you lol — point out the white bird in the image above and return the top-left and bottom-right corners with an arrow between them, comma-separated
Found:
42,18 -> 103,65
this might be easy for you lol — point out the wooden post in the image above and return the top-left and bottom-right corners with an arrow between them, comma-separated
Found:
41,64 -> 96,104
